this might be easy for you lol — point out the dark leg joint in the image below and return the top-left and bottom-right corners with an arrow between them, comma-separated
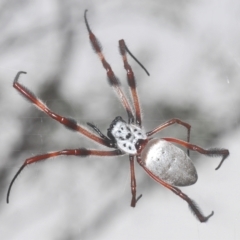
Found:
131,194 -> 143,208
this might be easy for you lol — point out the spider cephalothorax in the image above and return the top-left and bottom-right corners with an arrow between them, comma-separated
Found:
7,10 -> 229,223
107,116 -> 147,154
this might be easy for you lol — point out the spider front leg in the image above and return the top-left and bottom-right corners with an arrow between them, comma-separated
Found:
119,40 -> 150,127
162,137 -> 229,170
13,71 -> 113,148
7,149 -> 123,203
129,155 -> 142,207
84,10 -> 134,124
136,156 -> 213,223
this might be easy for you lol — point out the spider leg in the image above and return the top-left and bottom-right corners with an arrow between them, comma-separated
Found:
120,41 -> 150,76
87,122 -> 112,143
84,10 -> 134,124
147,118 -> 191,156
119,40 -> 149,127
7,148 -> 123,203
13,71 -> 113,148
129,155 -> 142,207
136,156 -> 214,223
162,137 -> 229,170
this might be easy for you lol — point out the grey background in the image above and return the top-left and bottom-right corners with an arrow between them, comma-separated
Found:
0,0 -> 239,239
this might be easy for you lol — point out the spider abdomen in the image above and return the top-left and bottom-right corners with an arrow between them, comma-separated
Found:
141,139 -> 198,186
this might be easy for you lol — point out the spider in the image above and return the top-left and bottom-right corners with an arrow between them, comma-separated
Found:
7,10 -> 229,223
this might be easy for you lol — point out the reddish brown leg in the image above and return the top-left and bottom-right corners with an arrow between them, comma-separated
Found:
136,156 -> 214,223
13,72 -> 113,148
119,40 -> 142,127
147,118 -> 191,155
84,10 -> 134,123
162,137 -> 229,170
7,149 -> 123,203
129,155 -> 142,207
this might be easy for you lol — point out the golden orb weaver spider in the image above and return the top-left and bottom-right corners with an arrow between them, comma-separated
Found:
7,10 -> 229,223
